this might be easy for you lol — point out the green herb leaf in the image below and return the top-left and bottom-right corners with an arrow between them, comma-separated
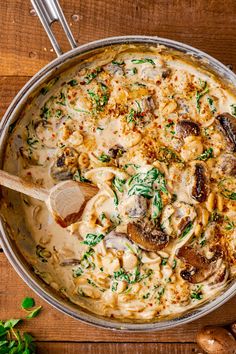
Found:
98,152 -> 111,162
179,222 -> 193,240
73,169 -> 90,183
83,233 -> 104,246
21,298 -> 35,310
72,267 -> 83,278
161,258 -> 168,266
219,178 -> 236,200
196,82 -> 209,113
68,79 -> 78,86
225,220 -> 235,231
172,259 -> 177,270
131,58 -> 155,66
84,67 -> 102,84
230,104 -> 236,117
207,97 -> 216,113
151,190 -> 163,219
112,61 -> 125,66
196,147 -> 213,161
191,285 -> 203,300
111,282 -> 118,292
112,176 -> 126,193
3,319 -> 21,329
26,306 -> 42,319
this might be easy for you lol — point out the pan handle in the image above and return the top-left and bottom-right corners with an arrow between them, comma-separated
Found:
30,0 -> 77,57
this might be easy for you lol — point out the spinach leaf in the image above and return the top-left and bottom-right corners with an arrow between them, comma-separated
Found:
196,147 -> 213,161
151,190 -> 163,219
179,222 -> 193,240
131,58 -> 155,66
83,233 -> 104,246
98,152 -> 111,162
112,176 -> 126,193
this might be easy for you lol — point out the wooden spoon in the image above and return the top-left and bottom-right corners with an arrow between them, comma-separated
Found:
0,170 -> 98,227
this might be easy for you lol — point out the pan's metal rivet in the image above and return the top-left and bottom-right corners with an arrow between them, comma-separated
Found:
226,64 -> 233,71
71,14 -> 79,22
29,8 -> 37,17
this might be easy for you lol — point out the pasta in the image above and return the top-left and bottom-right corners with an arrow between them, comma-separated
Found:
2,43 -> 236,321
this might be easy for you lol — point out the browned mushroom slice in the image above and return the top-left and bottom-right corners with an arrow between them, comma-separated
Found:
216,113 -> 236,151
108,144 -> 126,159
177,246 -> 213,283
127,222 -> 169,251
176,120 -> 200,138
60,259 -> 81,266
218,153 -> 236,176
50,147 -> 78,181
191,163 -> 208,202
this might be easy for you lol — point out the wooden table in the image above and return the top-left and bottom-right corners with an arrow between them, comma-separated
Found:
1,1 -> 236,352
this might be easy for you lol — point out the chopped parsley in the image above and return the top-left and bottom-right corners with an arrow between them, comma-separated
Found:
113,267 -> 153,284
68,79 -> 78,86
98,152 -> 111,162
84,67 -> 102,84
161,258 -> 168,266
207,97 -> 216,113
82,233 -> 104,246
112,176 -> 126,193
172,259 -> 177,270
225,220 -> 235,231
179,222 -> 193,240
196,147 -> 213,161
230,104 -> 236,117
112,60 -> 125,66
191,285 -> 203,300
131,58 -> 155,66
196,81 -> 209,113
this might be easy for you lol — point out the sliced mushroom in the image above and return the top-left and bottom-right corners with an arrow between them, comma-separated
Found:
108,144 -> 126,159
197,326 -> 236,354
104,230 -> 136,251
60,259 -> 81,266
216,112 -> 236,151
162,68 -> 171,79
218,153 -> 236,176
121,195 -> 147,218
176,246 -> 224,284
176,120 -> 200,138
191,163 -> 208,202
177,246 -> 213,283
50,147 -> 78,181
127,222 -> 169,251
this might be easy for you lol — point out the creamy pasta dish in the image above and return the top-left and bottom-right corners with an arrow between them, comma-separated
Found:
2,44 -> 236,321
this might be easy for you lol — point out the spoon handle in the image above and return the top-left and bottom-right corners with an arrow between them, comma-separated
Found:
0,169 -> 48,201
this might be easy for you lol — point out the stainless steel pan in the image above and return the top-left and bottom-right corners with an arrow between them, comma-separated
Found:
0,0 -> 236,331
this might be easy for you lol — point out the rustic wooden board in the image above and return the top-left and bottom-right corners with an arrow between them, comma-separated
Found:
36,342 -> 199,354
1,0 -> 236,76
1,0 -> 236,352
0,253 -> 235,344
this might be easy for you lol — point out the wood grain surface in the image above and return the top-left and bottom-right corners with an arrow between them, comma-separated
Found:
1,0 -> 236,353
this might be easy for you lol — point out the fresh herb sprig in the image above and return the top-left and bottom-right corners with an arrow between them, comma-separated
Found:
0,298 -> 42,354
